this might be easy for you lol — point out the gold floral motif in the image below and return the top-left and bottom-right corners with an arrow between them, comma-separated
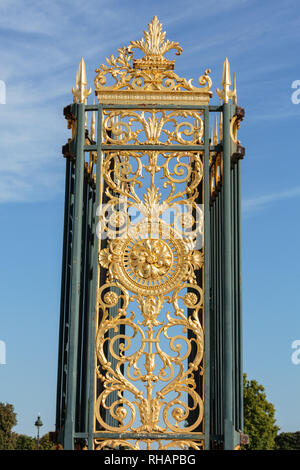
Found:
103,291 -> 119,306
183,292 -> 198,308
98,220 -> 201,297
129,239 -> 172,280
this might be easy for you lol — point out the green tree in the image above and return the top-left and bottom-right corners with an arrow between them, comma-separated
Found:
15,434 -> 35,450
39,433 -> 55,450
0,402 -> 17,450
275,431 -> 300,450
243,373 -> 279,450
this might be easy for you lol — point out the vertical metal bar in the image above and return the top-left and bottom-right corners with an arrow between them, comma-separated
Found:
56,157 -> 71,432
81,182 -> 94,434
231,162 -> 237,430
61,161 -> 75,432
76,169 -> 88,432
210,192 -> 215,436
237,158 -> 244,431
215,190 -> 219,436
219,184 -> 224,438
234,162 -> 240,430
63,103 -> 85,450
87,104 -> 103,450
222,103 -> 234,449
204,106 -> 211,449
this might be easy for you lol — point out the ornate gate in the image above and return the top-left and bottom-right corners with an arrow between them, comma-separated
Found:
56,17 -> 245,450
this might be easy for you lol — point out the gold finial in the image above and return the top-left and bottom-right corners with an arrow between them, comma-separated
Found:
72,57 -> 92,104
210,127 -> 213,145
216,58 -> 237,104
214,114 -> 218,145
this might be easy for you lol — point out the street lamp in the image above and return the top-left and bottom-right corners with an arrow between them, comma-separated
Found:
34,413 -> 43,450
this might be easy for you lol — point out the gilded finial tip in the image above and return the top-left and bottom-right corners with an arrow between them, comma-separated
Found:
72,57 -> 91,104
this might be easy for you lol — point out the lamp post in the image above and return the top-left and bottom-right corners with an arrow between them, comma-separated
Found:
34,413 -> 43,450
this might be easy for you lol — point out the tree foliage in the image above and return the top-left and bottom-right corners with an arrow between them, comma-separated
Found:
243,373 -> 279,450
0,402 -> 17,450
14,433 -> 36,450
275,432 -> 300,450
0,402 -> 55,450
39,433 -> 55,450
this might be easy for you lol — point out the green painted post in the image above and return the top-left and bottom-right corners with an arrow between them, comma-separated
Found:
219,186 -> 224,437
204,106 -> 211,449
230,162 -> 236,427
222,103 -> 234,449
56,157 -> 71,432
63,103 -> 85,450
237,158 -> 243,431
210,189 -> 216,436
215,190 -> 220,436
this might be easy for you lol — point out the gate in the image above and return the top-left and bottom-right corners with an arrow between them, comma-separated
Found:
56,17 -> 245,450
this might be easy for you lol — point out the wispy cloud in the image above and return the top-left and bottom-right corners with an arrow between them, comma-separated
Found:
243,186 -> 300,214
0,0 -> 299,204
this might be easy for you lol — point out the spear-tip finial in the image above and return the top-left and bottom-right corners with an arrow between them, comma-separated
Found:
216,57 -> 237,104
72,57 -> 92,104
221,57 -> 231,87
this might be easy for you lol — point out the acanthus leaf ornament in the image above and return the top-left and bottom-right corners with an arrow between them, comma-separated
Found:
94,16 -> 212,104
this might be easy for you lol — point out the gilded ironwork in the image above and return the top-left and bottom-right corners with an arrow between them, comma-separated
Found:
72,57 -> 91,104
94,439 -> 204,450
230,115 -> 241,144
94,16 -> 212,105
216,57 -> 237,104
95,144 -> 205,439
91,16 -> 211,451
102,109 -> 204,145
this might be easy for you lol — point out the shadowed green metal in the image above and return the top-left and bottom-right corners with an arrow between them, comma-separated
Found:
63,103 -> 86,450
222,103 -> 234,450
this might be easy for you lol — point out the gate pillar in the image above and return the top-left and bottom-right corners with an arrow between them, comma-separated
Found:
56,17 -> 245,451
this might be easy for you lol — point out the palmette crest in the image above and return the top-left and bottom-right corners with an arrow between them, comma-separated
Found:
128,15 -> 182,68
94,16 -> 212,102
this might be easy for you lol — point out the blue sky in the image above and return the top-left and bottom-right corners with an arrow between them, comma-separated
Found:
0,0 -> 300,438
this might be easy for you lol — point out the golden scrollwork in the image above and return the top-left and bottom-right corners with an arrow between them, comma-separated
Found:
95,145 -> 205,439
94,278 -> 205,433
94,439 -> 204,450
230,115 -> 241,144
94,20 -> 206,439
103,109 -> 204,145
94,16 -> 212,105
